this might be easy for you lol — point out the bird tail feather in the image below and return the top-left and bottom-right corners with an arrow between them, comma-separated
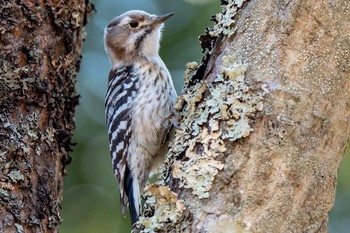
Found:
124,165 -> 141,225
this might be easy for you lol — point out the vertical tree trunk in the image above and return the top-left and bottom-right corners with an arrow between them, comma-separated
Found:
0,1 -> 90,232
135,0 -> 350,232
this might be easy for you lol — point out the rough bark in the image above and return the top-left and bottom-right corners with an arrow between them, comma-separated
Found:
135,0 -> 350,232
0,0 -> 90,232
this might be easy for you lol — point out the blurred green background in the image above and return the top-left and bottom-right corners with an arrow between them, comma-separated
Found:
60,1 -> 350,232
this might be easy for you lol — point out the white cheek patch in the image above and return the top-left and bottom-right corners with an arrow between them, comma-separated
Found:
140,25 -> 163,57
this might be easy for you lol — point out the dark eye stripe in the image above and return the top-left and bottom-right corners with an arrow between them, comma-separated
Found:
135,29 -> 153,49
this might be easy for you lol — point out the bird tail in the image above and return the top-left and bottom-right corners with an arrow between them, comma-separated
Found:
124,165 -> 141,225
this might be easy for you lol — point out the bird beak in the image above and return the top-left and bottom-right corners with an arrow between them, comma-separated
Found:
153,12 -> 174,24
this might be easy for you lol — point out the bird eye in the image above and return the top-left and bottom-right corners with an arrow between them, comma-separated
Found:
129,21 -> 139,28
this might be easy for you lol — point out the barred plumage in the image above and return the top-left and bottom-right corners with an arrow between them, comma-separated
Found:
104,10 -> 176,224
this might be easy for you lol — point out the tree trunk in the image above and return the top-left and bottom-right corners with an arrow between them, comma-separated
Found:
134,0 -> 350,232
0,1 -> 90,232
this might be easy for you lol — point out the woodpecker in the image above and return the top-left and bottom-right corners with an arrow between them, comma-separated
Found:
104,10 -> 177,224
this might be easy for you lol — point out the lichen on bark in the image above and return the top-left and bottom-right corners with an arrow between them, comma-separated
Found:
135,0 -> 350,232
168,55 -> 265,200
134,1 -> 263,231
0,0 -> 92,232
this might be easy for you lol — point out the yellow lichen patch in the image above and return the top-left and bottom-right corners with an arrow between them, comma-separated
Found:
221,55 -> 247,79
220,104 -> 230,120
191,82 -> 207,115
174,95 -> 186,111
0,182 -> 14,191
134,184 -> 188,232
184,62 -> 199,85
45,127 -> 57,142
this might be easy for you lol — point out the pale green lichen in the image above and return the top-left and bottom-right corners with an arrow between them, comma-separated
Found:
2,112 -> 40,157
172,128 -> 225,198
8,170 -> 24,183
0,150 -> 6,156
0,188 -> 10,198
167,55 -> 264,199
184,62 -> 199,86
134,185 -> 189,232
210,0 -> 247,37
14,223 -> 24,233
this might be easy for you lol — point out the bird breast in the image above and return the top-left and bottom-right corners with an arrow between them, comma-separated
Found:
131,60 -> 176,154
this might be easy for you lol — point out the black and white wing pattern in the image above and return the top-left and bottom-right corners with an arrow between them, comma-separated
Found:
104,65 -> 139,220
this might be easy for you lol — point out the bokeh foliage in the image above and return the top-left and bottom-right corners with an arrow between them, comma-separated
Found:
60,1 -> 350,232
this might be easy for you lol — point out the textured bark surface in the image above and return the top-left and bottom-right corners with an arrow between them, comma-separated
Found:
135,0 -> 350,232
0,0 -> 90,232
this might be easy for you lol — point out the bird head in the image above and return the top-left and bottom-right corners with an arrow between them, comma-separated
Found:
104,10 -> 174,66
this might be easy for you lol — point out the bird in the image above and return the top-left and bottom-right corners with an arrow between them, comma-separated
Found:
104,10 -> 177,225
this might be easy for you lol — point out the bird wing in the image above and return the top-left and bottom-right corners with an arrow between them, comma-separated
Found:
105,66 -> 138,215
